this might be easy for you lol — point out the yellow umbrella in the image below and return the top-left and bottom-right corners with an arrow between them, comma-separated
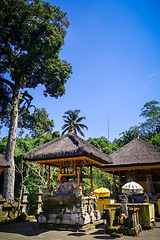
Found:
94,186 -> 110,234
94,185 -> 110,198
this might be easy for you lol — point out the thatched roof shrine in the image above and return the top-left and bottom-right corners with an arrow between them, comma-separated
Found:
100,138 -> 160,172
23,132 -> 112,168
0,154 -> 10,172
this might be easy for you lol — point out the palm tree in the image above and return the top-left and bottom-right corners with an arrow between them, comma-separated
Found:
62,110 -> 88,137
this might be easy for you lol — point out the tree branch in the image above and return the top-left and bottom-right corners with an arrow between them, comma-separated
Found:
24,161 -> 46,183
0,76 -> 14,89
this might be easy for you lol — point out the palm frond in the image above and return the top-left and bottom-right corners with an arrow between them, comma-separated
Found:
75,125 -> 85,137
76,116 -> 86,123
62,127 -> 69,135
63,119 -> 71,124
62,124 -> 69,130
77,123 -> 88,130
62,114 -> 72,121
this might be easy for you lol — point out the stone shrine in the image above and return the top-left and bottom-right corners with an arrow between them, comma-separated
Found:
23,132 -> 112,227
37,182 -> 101,225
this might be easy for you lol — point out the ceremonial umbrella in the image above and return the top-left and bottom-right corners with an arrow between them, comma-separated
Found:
94,186 -> 110,233
122,181 -> 143,231
122,181 -> 144,196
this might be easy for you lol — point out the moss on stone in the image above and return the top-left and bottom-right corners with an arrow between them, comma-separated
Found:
11,202 -> 19,208
110,232 -> 123,238
26,215 -> 36,221
0,196 -> 6,203
105,226 -> 118,234
0,217 -> 10,224
0,212 -> 28,225
3,203 -> 12,208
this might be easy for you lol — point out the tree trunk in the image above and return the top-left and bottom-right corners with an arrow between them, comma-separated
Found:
3,84 -> 19,202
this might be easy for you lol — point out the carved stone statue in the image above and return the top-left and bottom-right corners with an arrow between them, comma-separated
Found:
143,192 -> 149,203
121,193 -> 128,204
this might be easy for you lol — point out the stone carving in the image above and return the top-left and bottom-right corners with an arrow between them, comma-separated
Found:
35,187 -> 43,214
121,193 -> 128,204
21,186 -> 29,213
143,193 -> 149,203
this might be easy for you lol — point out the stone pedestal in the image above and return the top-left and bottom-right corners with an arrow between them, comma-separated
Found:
21,186 -> 29,213
34,187 -> 43,214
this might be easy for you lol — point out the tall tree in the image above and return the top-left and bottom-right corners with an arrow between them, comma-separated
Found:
62,110 -> 88,137
0,0 -> 72,202
139,100 -> 160,139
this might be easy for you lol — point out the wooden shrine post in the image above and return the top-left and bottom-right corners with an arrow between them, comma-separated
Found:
113,171 -> 116,193
47,165 -> 50,188
60,161 -> 62,174
78,165 -> 80,186
74,160 -> 76,175
90,165 -> 93,190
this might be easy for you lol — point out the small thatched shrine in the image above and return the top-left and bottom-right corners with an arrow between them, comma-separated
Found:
100,137 -> 160,194
0,154 -> 10,172
23,132 -> 112,226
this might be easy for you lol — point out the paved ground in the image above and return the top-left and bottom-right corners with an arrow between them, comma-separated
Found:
0,221 -> 160,240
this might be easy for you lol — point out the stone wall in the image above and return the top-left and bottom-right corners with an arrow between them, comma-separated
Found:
0,194 -> 22,222
0,186 -> 29,223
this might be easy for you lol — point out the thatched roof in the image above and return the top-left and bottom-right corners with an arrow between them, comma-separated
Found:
0,154 -> 10,169
100,138 -> 160,171
23,133 -> 112,167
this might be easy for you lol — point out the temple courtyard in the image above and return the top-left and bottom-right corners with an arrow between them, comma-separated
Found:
0,220 -> 160,240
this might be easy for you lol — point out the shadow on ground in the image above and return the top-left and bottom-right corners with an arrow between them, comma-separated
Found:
0,222 -> 51,237
0,220 -> 160,240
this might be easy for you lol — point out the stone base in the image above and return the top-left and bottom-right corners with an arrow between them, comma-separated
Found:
140,221 -> 156,230
129,225 -> 142,236
38,219 -> 103,232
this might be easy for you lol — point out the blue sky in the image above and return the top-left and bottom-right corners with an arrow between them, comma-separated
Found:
1,0 -> 160,142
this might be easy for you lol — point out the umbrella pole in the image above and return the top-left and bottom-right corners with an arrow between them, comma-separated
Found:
132,191 -> 135,233
103,197 -> 105,234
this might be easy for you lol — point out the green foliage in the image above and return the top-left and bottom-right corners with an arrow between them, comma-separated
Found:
118,129 -> 138,147
0,134 -> 59,207
148,132 -> 160,147
62,110 -> 88,137
15,133 -> 54,157
14,134 -> 59,208
18,108 -> 54,138
86,137 -> 120,193
87,137 -> 119,154
0,137 -> 8,155
87,137 -> 111,154
82,167 -> 119,194
52,131 -> 61,139
23,161 -> 58,208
